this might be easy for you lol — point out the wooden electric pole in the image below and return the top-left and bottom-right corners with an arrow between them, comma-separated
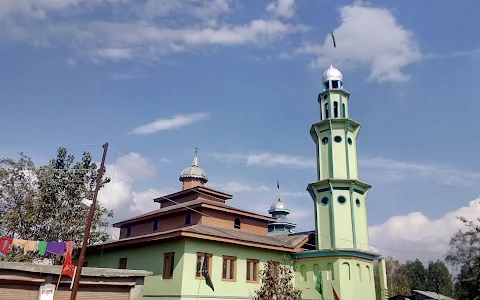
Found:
69,142 -> 109,300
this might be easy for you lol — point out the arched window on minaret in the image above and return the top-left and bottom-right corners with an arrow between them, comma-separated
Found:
324,103 -> 329,119
342,103 -> 346,117
334,102 -> 339,118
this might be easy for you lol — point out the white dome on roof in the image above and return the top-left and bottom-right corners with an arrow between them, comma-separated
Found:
268,199 -> 290,214
322,65 -> 343,82
179,150 -> 208,182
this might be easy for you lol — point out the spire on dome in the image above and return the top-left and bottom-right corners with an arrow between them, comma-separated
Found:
192,147 -> 199,167
180,148 -> 208,190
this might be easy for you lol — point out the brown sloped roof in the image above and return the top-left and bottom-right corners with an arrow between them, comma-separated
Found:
113,198 -> 276,227
87,224 -> 310,253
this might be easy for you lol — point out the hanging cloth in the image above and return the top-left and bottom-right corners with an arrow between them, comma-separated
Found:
65,241 -> 74,256
24,240 -> 38,255
37,241 -> 48,256
46,242 -> 66,255
0,237 -> 13,256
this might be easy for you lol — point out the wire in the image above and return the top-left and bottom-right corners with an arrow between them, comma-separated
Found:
108,147 -> 443,256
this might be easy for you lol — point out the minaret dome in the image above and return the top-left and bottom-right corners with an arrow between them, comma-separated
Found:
179,148 -> 208,190
322,65 -> 344,90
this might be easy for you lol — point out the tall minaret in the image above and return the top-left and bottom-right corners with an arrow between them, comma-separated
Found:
306,65 -> 372,251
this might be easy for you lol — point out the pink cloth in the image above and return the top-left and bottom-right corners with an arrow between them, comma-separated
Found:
65,241 -> 74,255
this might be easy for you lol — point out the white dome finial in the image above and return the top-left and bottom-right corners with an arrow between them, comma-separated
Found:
322,65 -> 343,83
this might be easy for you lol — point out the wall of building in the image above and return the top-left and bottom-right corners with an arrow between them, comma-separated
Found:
293,257 -> 375,300
199,208 -> 269,235
86,239 -> 186,298
181,239 -> 292,299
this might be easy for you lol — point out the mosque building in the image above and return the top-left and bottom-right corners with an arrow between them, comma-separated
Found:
85,65 -> 388,300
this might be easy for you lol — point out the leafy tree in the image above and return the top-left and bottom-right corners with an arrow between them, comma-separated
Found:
425,260 -> 454,297
445,216 -> 480,300
253,260 -> 302,300
374,257 -> 410,300
404,259 -> 428,290
0,147 -> 113,262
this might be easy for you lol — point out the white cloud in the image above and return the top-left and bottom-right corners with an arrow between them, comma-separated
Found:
208,152 -> 480,187
292,4 -> 422,83
369,198 -> 480,262
266,0 -> 296,19
0,0 -> 306,64
97,152 -> 175,225
209,181 -> 270,193
129,113 -> 210,134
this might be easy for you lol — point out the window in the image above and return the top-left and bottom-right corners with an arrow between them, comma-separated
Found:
332,80 -> 339,89
246,259 -> 259,283
163,253 -> 175,279
338,196 -> 347,204
334,136 -> 342,143
342,103 -> 346,117
195,253 -> 212,279
323,94 -> 328,100
119,258 -> 127,269
222,256 -> 237,281
347,137 -> 352,145
234,218 -> 241,229
356,199 -> 361,207
300,265 -> 307,281
321,197 -> 329,206
126,227 -> 131,237
185,213 -> 191,225
324,103 -> 329,118
321,137 -> 328,145
334,101 -> 338,118
153,220 -> 159,231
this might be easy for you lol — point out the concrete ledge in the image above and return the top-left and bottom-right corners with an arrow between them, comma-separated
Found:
0,262 -> 153,278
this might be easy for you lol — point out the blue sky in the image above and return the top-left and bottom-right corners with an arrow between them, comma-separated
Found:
1,0 -> 480,262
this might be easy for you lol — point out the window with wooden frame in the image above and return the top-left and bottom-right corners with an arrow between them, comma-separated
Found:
163,252 -> 175,279
195,253 -> 212,279
222,256 -> 237,281
119,257 -> 127,269
246,259 -> 259,283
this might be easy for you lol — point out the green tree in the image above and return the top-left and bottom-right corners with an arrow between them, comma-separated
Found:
445,216 -> 480,300
425,260 -> 454,297
0,147 -> 113,262
404,259 -> 428,290
374,257 -> 410,299
253,260 -> 302,300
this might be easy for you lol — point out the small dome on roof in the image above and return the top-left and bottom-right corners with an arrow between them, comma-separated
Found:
322,65 -> 343,82
179,149 -> 208,182
268,199 -> 290,214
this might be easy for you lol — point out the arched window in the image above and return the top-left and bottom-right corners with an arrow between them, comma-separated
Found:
357,264 -> 362,281
234,218 -> 241,229
153,220 -> 159,231
342,103 -> 346,117
313,264 -> 319,281
300,265 -> 307,281
342,262 -> 351,280
334,102 -> 338,118
327,263 -> 334,280
324,103 -> 329,119
185,213 -> 191,225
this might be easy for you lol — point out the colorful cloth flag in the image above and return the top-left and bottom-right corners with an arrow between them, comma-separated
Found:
0,237 -> 13,256
37,241 -> 47,256
201,252 -> 214,292
332,285 -> 341,300
331,31 -> 337,48
315,273 -> 324,300
61,251 -> 77,279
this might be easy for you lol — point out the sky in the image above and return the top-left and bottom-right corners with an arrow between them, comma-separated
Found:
1,0 -> 480,264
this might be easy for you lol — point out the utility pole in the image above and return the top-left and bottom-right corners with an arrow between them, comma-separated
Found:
69,142 -> 109,300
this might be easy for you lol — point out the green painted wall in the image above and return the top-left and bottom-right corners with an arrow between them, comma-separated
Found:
86,237 -> 293,299
293,257 -> 375,300
181,239 -> 292,299
86,239 -> 186,298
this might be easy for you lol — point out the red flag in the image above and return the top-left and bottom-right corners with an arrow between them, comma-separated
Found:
61,251 -> 76,278
332,285 -> 341,300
